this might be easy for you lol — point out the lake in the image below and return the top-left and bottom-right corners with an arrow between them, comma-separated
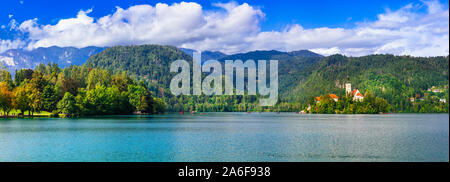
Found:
0,113 -> 448,162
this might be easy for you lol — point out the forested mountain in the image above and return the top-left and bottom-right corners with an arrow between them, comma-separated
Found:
218,50 -> 324,97
85,45 -> 191,95
288,54 -> 449,112
83,44 -> 448,113
0,46 -> 104,76
85,45 -> 323,101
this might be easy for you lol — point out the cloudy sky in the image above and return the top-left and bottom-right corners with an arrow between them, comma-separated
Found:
0,0 -> 448,56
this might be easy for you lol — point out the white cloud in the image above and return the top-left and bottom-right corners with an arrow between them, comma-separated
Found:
0,39 -> 25,53
8,19 -> 18,31
18,2 -> 264,54
4,0 -> 449,56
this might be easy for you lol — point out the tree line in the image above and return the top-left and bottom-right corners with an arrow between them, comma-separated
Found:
0,63 -> 165,117
287,54 -> 449,113
307,92 -> 390,114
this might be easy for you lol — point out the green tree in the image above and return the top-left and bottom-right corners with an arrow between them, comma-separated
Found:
13,85 -> 33,116
14,69 -> 34,87
57,92 -> 78,115
87,68 -> 111,90
56,73 -> 80,96
127,84 -> 153,113
42,85 -> 59,112
0,65 -> 13,88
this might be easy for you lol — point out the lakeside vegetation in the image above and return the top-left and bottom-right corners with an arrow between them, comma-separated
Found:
1,44 -> 448,117
85,45 -> 448,114
0,64 -> 165,117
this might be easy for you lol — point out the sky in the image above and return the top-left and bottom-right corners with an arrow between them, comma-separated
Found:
0,0 -> 449,56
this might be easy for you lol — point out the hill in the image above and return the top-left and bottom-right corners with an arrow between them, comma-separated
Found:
85,45 -> 192,96
218,50 -> 324,97
288,54 -> 449,112
86,45 -> 323,98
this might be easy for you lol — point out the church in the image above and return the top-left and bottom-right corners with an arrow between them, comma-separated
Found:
346,83 -> 364,102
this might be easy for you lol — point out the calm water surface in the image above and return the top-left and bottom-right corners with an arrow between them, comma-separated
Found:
0,113 -> 448,162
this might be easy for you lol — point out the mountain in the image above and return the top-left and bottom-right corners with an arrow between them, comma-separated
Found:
87,45 -> 323,96
179,48 -> 227,61
289,50 -> 324,58
218,50 -> 324,97
85,45 -> 325,111
218,50 -> 323,74
0,46 -> 105,76
86,45 -> 192,93
84,44 -> 448,112
201,51 -> 227,61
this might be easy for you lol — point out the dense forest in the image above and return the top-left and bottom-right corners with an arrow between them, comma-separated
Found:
85,45 -> 325,112
1,44 -> 448,116
308,92 -> 390,114
85,45 -> 448,113
288,54 -> 449,113
0,63 -> 165,117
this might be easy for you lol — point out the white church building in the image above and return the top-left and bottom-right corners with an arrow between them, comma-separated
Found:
346,83 -> 364,102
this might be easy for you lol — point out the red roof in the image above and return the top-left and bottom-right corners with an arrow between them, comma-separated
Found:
329,94 -> 338,99
352,89 -> 364,97
315,97 -> 321,101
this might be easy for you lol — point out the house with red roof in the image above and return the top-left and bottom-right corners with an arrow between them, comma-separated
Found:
315,97 -> 321,103
352,89 -> 364,101
329,94 -> 339,102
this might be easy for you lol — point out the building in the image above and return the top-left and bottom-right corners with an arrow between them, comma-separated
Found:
430,86 -> 443,93
315,97 -> 321,103
410,97 -> 415,102
432,89 -> 442,93
440,99 -> 447,103
329,94 -> 339,102
345,83 -> 352,94
352,89 -> 364,101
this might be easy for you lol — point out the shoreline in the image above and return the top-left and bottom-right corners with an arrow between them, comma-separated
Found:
1,112 -> 449,119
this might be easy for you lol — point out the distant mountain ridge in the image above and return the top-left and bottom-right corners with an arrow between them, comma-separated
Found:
84,45 -> 324,100
218,49 -> 323,61
179,48 -> 227,61
178,48 -> 323,62
0,45 -> 321,79
6,44 -> 446,112
0,46 -> 105,76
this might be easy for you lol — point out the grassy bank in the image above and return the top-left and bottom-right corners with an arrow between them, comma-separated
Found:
1,110 -> 52,118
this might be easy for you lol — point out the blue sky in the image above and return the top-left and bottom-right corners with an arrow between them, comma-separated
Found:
0,0 -> 449,56
2,0 -> 444,33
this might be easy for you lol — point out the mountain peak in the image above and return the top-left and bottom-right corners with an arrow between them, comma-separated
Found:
288,50 -> 323,58
0,46 -> 105,76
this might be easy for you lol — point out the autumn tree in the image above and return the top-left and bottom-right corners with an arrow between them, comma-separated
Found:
0,82 -> 14,116
13,85 -> 33,116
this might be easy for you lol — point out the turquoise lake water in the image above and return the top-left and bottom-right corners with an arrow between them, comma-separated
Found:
0,113 -> 448,162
